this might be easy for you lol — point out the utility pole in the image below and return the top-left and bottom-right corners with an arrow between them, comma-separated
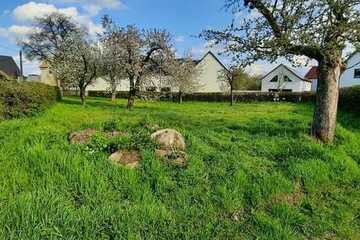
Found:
19,50 -> 23,80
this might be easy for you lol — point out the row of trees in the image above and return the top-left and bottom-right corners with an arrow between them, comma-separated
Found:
21,13 -> 205,108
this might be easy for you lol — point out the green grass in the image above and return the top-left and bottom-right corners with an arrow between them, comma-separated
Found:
1,97 -> 360,239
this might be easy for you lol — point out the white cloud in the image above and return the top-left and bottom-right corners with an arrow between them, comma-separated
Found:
8,25 -> 37,36
51,0 -> 126,15
13,2 -> 78,22
175,36 -> 185,43
0,27 -> 9,38
11,2 -> 103,37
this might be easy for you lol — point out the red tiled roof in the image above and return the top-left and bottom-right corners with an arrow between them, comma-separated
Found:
305,66 -> 319,80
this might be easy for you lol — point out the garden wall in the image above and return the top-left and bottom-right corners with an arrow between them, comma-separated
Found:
0,80 -> 60,119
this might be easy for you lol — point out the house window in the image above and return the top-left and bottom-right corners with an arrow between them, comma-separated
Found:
161,87 -> 171,92
146,86 -> 157,92
270,76 -> 278,82
284,76 -> 292,82
354,69 -> 360,78
269,89 -> 279,92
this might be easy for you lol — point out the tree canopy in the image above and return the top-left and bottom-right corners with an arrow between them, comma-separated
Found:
202,0 -> 360,67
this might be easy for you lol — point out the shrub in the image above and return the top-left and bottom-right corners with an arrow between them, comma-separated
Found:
0,80 -> 60,119
339,86 -> 360,113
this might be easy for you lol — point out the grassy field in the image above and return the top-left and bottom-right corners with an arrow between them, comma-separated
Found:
1,97 -> 360,239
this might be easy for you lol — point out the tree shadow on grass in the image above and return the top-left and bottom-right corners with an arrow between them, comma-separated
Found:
60,98 -> 126,109
337,111 -> 360,131
226,118 -> 310,138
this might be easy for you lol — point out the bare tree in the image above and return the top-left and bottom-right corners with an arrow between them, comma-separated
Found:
218,66 -> 235,106
99,16 -> 125,101
20,13 -> 81,97
166,52 -> 202,104
202,0 -> 360,143
53,31 -> 100,105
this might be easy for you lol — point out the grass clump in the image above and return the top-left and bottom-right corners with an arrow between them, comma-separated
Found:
0,97 -> 360,239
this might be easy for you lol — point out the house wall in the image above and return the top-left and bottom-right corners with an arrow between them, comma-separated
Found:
87,78 -> 130,92
39,52 -> 227,93
261,65 -> 311,92
340,52 -> 360,88
196,53 -> 224,93
40,68 -> 57,87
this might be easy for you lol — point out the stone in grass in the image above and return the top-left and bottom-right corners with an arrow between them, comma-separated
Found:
151,129 -> 186,151
69,129 -> 97,144
109,150 -> 141,169
155,149 -> 187,166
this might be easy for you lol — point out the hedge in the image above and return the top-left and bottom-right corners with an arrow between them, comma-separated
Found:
0,80 -> 60,119
84,87 -> 360,113
339,86 -> 360,113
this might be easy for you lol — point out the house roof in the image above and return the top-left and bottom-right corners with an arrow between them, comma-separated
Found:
197,51 -> 228,71
261,64 -> 312,83
39,61 -> 49,69
304,66 -> 319,80
0,56 -> 20,77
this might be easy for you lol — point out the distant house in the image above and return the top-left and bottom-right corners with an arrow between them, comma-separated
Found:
304,66 -> 319,92
86,51 -> 228,93
261,64 -> 312,92
0,55 -> 20,79
307,52 -> 360,92
39,51 -> 227,93
39,62 -> 57,86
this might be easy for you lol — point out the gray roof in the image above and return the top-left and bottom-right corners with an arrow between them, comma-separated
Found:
0,56 -> 20,78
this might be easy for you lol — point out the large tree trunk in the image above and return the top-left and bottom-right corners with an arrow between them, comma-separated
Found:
111,91 -> 116,102
57,79 -> 64,99
127,91 -> 135,109
311,59 -> 341,143
79,87 -> 86,105
230,85 -> 234,106
127,77 -> 136,109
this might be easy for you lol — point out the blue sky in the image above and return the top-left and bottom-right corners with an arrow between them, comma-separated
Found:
0,0 -> 236,75
0,0 -> 313,76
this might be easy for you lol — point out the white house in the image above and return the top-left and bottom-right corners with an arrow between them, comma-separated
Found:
261,64 -> 312,92
307,52 -> 360,92
40,51 -> 228,93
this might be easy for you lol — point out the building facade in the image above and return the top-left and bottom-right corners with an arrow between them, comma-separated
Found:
261,64 -> 312,92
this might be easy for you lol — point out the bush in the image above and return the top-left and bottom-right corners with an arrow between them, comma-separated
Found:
0,80 -> 60,119
339,86 -> 360,113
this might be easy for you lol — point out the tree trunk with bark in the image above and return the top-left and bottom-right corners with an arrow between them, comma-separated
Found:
230,83 -> 234,106
311,59 -> 341,143
127,77 -> 137,109
179,91 -> 183,104
111,91 -> 116,102
56,79 -> 64,99
79,87 -> 86,105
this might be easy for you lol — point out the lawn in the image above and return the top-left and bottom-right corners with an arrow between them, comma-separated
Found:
1,97 -> 360,239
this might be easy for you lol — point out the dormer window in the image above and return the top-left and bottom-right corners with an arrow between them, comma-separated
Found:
284,76 -> 292,82
270,76 -> 278,82
354,69 -> 360,78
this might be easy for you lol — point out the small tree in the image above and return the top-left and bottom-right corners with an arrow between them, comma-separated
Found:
202,0 -> 360,143
166,53 -> 202,103
218,66 -> 236,106
53,31 -> 100,105
21,13 -> 81,97
99,16 -> 125,101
